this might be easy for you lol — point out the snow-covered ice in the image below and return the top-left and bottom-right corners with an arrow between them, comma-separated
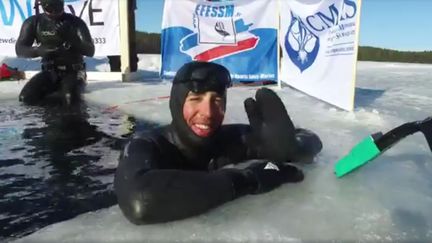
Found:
1,55 -> 432,242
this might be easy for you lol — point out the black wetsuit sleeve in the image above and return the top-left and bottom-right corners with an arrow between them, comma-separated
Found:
114,138 -> 235,225
15,17 -> 39,58
73,18 -> 95,57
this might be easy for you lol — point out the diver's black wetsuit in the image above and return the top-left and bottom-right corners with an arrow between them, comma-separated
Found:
15,12 -> 95,105
114,62 -> 323,225
115,124 -> 321,224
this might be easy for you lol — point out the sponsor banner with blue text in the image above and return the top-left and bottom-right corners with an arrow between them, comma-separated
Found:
161,0 -> 278,82
0,0 -> 120,57
280,0 -> 361,111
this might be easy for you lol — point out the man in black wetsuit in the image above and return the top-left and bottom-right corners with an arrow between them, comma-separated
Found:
15,0 -> 95,106
114,61 -> 323,224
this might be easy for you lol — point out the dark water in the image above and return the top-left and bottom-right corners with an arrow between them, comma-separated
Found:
0,100 -> 150,241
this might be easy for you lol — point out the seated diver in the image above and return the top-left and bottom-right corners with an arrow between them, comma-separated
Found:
15,0 -> 95,106
114,61 -> 323,224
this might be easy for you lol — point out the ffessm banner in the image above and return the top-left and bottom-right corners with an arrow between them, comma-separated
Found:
161,0 -> 278,82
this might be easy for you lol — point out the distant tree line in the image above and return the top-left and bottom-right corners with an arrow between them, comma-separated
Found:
135,32 -> 432,64
358,46 -> 432,64
135,31 -> 161,54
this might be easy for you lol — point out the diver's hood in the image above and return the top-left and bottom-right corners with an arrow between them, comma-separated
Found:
169,61 -> 232,149
40,0 -> 64,15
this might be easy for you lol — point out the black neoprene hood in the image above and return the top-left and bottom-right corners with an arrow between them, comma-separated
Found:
40,0 -> 64,14
172,61 -> 232,95
169,61 -> 231,148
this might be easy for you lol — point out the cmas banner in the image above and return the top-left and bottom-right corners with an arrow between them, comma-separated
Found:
161,0 -> 278,82
280,0 -> 362,111
0,0 -> 120,57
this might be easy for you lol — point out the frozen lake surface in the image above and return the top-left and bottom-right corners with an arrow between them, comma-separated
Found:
1,55 -> 432,242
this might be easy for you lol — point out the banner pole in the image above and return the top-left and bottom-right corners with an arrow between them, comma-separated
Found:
160,0 -> 169,80
277,0 -> 282,90
349,0 -> 363,111
119,0 -> 131,81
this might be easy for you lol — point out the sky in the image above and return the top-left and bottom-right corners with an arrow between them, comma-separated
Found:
135,0 -> 432,52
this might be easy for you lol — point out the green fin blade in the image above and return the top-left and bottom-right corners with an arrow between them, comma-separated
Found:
334,136 -> 381,178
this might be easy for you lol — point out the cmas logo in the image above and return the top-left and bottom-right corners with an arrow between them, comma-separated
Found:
285,12 -> 319,73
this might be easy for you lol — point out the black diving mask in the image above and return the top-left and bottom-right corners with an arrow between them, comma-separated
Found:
173,62 -> 232,95
41,1 -> 64,15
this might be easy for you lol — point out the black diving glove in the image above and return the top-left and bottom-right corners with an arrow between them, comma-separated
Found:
244,88 -> 298,162
36,44 -> 70,58
223,161 -> 304,198
36,45 -> 60,58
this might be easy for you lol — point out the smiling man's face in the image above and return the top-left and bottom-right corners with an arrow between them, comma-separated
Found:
182,91 -> 225,137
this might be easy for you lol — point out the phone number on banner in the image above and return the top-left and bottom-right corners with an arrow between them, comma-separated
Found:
92,37 -> 107,44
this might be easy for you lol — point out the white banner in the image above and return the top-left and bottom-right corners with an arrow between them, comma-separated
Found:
161,0 -> 278,82
280,0 -> 362,111
0,0 -> 120,57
